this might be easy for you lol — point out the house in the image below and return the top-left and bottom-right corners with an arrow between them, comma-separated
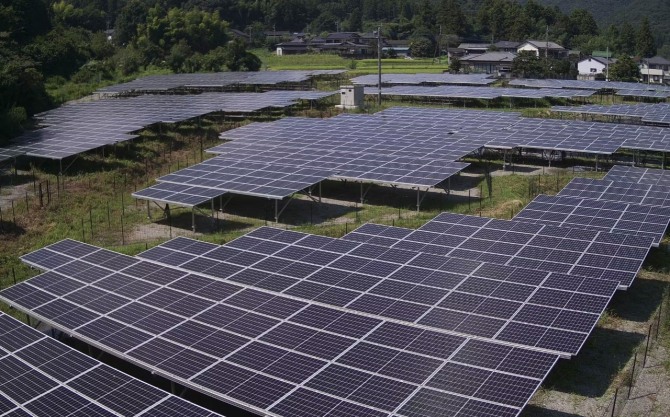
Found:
577,56 -> 616,80
460,52 -> 516,75
325,32 -> 362,44
458,43 -> 490,55
230,29 -> 250,44
517,40 -> 568,59
276,38 -> 309,56
493,41 -> 522,53
383,39 -> 410,57
640,56 -> 670,84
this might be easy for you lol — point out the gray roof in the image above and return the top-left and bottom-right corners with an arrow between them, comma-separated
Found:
494,41 -> 521,49
458,43 -> 491,50
460,51 -> 516,63
522,40 -> 565,50
645,56 -> 670,65
581,56 -> 616,66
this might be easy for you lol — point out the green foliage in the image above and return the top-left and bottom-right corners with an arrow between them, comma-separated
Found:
449,56 -> 461,73
512,50 -> 544,78
609,54 -> 641,82
636,17 -> 656,58
25,27 -> 92,77
222,39 -> 261,71
409,37 -> 434,58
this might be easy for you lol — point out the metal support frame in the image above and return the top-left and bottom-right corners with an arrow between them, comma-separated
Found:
415,187 -> 430,212
274,197 -> 294,223
595,154 -> 599,171
360,182 -> 373,205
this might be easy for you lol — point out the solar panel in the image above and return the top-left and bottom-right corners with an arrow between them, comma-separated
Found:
351,73 -> 496,86
558,177 -> 670,208
364,86 -> 595,100
510,78 -> 670,93
8,91 -> 337,161
343,213 -> 653,289
96,70 -> 346,94
0,148 -> 25,163
5,239 -> 560,417
136,230 -> 619,356
553,103 -> 670,126
132,183 -> 228,207
604,165 -> 670,187
0,311 -> 224,417
514,194 -> 670,247
156,157 -> 335,199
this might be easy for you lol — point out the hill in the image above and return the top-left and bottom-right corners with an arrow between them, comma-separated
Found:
532,0 -> 669,54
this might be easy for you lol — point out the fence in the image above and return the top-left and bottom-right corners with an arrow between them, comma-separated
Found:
602,288 -> 670,417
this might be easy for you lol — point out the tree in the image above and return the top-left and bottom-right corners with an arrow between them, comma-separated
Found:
569,9 -> 598,37
436,0 -> 467,36
511,50 -> 544,78
609,54 -> 641,82
409,37 -> 433,58
618,22 -> 636,56
449,57 -> 460,73
223,39 -> 261,71
636,17 -> 656,58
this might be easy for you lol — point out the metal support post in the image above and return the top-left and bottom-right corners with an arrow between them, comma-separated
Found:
192,209 -> 196,232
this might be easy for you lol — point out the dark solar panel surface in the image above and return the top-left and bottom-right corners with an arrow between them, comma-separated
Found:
155,157 -> 335,199
510,78 -> 670,93
96,70 -> 345,94
558,177 -> 670,208
553,103 -> 670,126
343,213 -> 653,289
137,230 -> 619,356
8,91 -> 336,160
0,311 -> 224,417
364,86 -> 595,100
351,73 -> 496,86
4,239 -> 560,417
514,194 -> 670,247
604,165 -> 670,187
132,183 -> 227,207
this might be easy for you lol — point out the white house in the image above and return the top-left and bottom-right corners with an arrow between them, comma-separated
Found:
577,56 -> 616,80
640,56 -> 670,84
517,40 -> 567,59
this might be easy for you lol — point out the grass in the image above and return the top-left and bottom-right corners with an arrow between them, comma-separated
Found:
253,48 -> 450,73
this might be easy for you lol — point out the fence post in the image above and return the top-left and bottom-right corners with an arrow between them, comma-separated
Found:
628,352 -> 637,399
89,208 -> 94,238
38,183 -> 43,208
12,200 -> 15,223
81,218 -> 85,242
121,212 -> 125,246
12,267 -> 16,285
25,191 -> 29,213
611,387 -> 618,417
643,324 -> 653,367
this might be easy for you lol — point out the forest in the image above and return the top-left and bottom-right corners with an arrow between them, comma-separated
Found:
0,0 -> 666,145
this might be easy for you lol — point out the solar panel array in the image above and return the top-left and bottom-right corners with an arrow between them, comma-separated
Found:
509,78 -> 670,93
215,106 -> 652,157
351,73 -> 496,86
6,91 -> 335,160
0,148 -> 25,164
343,213 -> 652,289
132,182 -> 227,207
553,103 -> 670,127
154,157 -> 336,200
604,165 -> 670,186
514,194 -> 670,246
4,238 -> 561,417
364,86 -> 595,100
96,70 -> 345,94
0,311 -> 225,417
138,229 -> 619,356
558,178 -> 670,208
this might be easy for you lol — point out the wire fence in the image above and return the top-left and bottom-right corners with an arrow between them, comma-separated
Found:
601,288 -> 670,417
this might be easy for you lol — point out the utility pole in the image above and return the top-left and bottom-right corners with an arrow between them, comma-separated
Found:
605,45 -> 609,81
377,24 -> 382,106
545,25 -> 549,64
437,25 -> 442,63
